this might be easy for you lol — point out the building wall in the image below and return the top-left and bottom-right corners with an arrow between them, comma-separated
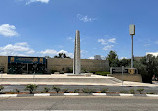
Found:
47,58 -> 109,73
0,56 -> 8,73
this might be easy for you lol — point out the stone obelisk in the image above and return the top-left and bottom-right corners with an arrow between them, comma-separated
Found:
73,30 -> 81,74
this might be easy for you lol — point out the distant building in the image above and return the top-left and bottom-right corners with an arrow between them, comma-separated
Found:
94,55 -> 102,60
134,57 -> 143,61
146,52 -> 158,57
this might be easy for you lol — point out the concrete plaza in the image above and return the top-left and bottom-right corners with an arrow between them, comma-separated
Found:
0,73 -> 157,87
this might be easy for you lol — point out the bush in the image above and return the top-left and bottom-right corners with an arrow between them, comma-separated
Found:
129,89 -> 135,94
65,67 -> 73,73
25,84 -> 38,94
95,72 -> 110,76
137,89 -> 144,94
120,90 -> 128,93
101,88 -> 108,93
82,88 -> 95,93
15,89 -> 20,93
52,86 -> 61,93
0,85 -> 4,92
43,87 -> 50,93
90,71 -> 96,74
51,70 -> 57,74
60,71 -> 64,74
63,89 -> 69,93
73,89 -> 80,93
147,92 -> 155,94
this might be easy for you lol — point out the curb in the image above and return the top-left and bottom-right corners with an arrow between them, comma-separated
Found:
0,93 -> 158,97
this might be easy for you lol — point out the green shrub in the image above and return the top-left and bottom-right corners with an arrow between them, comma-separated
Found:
65,67 -> 73,73
82,88 -> 95,93
137,89 -> 144,94
129,89 -> 135,94
120,90 -> 128,93
147,92 -> 155,94
101,88 -> 108,93
89,71 -> 96,74
95,72 -> 110,76
15,89 -> 20,93
60,71 -> 64,74
51,70 -> 57,74
0,85 -> 4,92
43,87 -> 50,93
52,86 -> 61,93
63,89 -> 69,93
74,89 -> 80,93
25,84 -> 38,94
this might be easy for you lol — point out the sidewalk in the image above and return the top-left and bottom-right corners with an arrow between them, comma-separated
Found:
0,74 -> 158,87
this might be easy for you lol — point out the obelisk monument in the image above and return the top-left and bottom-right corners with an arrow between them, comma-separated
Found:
73,30 -> 81,74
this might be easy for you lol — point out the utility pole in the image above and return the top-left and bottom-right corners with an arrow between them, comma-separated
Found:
129,24 -> 135,68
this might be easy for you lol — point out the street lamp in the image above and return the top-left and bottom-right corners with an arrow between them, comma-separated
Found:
129,24 -> 135,68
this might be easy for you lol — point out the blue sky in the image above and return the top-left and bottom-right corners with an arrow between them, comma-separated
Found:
0,0 -> 158,59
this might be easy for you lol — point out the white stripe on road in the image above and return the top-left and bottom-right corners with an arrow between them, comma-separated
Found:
146,94 -> 158,97
92,93 -> 107,96
120,94 -> 134,96
34,93 -> 50,96
0,94 -> 17,97
64,93 -> 79,96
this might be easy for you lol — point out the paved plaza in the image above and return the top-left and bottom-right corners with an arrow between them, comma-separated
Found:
0,74 -> 158,86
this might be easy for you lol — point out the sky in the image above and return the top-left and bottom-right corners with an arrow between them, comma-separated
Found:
0,0 -> 158,59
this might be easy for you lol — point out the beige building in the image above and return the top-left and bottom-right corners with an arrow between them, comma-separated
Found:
47,58 -> 109,73
0,56 -> 109,73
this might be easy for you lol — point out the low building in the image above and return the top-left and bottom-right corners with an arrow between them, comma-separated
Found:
0,56 -> 109,74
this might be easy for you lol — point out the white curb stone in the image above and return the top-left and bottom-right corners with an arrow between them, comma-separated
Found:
34,93 -> 50,96
120,94 -> 134,97
0,94 -> 17,97
146,94 -> 158,97
64,93 -> 79,96
92,93 -> 107,96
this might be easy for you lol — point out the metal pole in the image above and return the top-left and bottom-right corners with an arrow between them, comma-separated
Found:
122,66 -> 124,86
27,63 -> 28,74
131,35 -> 133,68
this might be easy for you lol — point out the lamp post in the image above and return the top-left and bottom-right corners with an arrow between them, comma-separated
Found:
129,24 -> 135,68
122,66 -> 124,86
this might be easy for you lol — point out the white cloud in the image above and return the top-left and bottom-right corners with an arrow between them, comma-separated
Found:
144,43 -> 150,47
67,37 -> 74,42
0,24 -> 19,37
98,38 -> 116,45
98,38 -> 116,51
77,14 -> 96,23
146,52 -> 158,56
40,49 -> 58,55
40,49 -> 73,58
98,39 -> 107,45
120,57 -> 128,60
103,45 -> 114,51
88,57 -> 94,59
0,42 -> 35,56
58,50 -> 73,58
155,41 -> 158,44
108,38 -> 116,43
26,0 -> 50,4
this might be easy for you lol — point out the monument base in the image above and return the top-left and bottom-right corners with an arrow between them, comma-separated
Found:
108,73 -> 142,82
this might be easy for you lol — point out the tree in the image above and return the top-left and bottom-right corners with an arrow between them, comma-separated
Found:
134,54 -> 158,83
54,53 -> 70,58
119,58 -> 130,67
106,50 -> 119,67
